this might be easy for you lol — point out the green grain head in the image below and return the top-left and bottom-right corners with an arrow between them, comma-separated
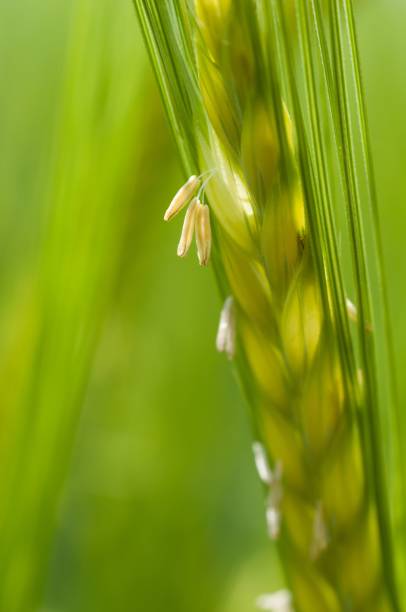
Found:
134,0 -> 402,609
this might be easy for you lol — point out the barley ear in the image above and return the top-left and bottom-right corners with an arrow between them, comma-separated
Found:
135,0 -> 403,609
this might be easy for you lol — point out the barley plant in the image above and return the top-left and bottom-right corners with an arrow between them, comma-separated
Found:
134,1 -> 406,610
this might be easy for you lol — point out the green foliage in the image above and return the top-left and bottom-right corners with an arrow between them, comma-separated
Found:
0,0 -> 148,609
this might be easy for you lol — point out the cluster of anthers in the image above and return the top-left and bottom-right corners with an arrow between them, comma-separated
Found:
164,174 -> 213,266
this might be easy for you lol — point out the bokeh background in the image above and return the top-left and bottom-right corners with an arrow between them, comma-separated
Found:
1,1 -> 406,611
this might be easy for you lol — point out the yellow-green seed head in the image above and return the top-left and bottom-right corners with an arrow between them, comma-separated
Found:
195,0 -> 231,62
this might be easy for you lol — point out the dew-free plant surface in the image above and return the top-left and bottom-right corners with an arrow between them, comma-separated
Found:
134,1 -> 406,609
0,1 -> 149,609
2,0 -> 406,611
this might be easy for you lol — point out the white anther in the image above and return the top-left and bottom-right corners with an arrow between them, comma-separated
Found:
252,442 -> 272,485
256,589 -> 293,612
216,296 -> 236,359
346,298 -> 358,322
346,297 -> 372,332
266,505 -> 281,540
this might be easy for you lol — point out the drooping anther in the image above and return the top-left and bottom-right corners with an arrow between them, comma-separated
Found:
266,505 -> 281,541
195,201 -> 212,266
177,197 -> 199,257
164,175 -> 200,221
216,296 -> 236,359
252,442 -> 272,485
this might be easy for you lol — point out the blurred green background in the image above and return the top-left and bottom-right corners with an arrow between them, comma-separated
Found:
1,1 -> 406,611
